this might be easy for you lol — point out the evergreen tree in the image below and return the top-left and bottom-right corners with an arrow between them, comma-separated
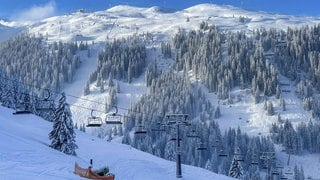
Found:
280,98 -> 286,111
214,105 -> 221,119
83,81 -> 90,96
49,93 -> 77,156
229,157 -> 243,178
267,101 -> 275,116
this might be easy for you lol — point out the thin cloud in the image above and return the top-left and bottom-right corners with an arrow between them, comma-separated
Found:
11,1 -> 56,22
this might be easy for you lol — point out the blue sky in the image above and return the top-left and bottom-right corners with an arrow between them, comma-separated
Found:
0,0 -> 319,21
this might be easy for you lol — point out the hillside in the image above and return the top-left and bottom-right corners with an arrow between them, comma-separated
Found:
1,3 -> 320,179
0,105 -> 232,179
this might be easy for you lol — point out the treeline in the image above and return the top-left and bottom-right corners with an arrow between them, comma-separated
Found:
173,24 -> 278,100
89,37 -> 146,86
0,32 -> 87,120
248,24 -> 320,119
270,120 -> 320,154
121,70 -> 276,178
0,32 -> 85,93
0,70 -> 55,121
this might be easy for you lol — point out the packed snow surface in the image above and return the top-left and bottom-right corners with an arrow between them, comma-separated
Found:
0,106 -> 233,180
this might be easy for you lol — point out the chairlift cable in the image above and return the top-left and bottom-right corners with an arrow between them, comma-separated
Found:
0,75 -> 146,116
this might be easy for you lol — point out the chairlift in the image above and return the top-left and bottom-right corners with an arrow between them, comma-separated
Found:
251,154 -> 259,165
134,124 -> 147,135
165,114 -> 188,125
233,148 -> 244,161
211,140 -> 222,148
187,129 -> 199,138
86,110 -> 103,127
234,157 -> 244,162
196,142 -> 207,151
13,98 -> 32,115
272,170 -> 280,175
35,90 -> 54,112
284,171 -> 293,175
151,122 -> 166,132
151,128 -> 166,132
262,165 -> 268,169
105,106 -> 122,125
13,108 -> 32,115
218,149 -> 228,157
169,134 -> 182,141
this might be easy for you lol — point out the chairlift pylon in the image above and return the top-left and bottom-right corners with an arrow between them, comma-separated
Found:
86,109 -> 103,127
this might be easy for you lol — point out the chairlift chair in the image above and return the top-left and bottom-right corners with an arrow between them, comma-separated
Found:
105,106 -> 122,125
232,147 -> 244,161
284,171 -> 293,175
196,142 -> 208,151
250,154 -> 259,165
169,134 -> 182,141
13,102 -> 32,115
280,176 -> 288,179
151,122 -> 166,132
211,140 -> 222,148
187,129 -> 200,138
218,150 -> 228,157
35,90 -> 54,112
272,170 -> 280,175
105,115 -> 122,125
151,128 -> 166,132
86,110 -> 103,127
134,124 -> 147,135
234,157 -> 244,162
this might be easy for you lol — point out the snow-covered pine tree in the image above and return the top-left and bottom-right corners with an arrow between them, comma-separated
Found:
49,92 -> 77,155
228,156 -> 243,179
214,105 -> 221,118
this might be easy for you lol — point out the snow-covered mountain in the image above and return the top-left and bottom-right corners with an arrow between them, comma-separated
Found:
27,4 -> 320,43
1,3 -> 320,179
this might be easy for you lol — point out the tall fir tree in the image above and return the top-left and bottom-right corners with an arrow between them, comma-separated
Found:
49,93 -> 77,155
229,157 -> 243,179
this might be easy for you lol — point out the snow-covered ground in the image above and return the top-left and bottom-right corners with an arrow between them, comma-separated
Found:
0,106 -> 233,180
